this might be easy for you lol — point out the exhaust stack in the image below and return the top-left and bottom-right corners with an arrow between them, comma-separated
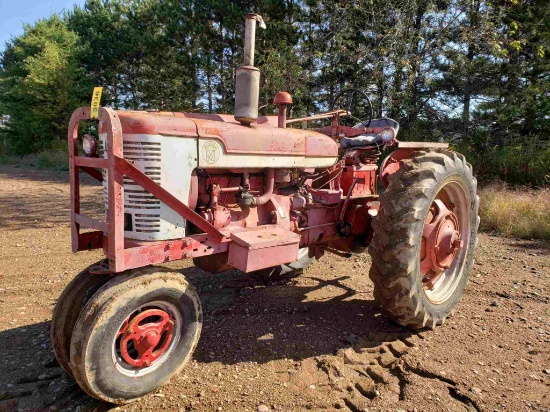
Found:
234,13 -> 266,126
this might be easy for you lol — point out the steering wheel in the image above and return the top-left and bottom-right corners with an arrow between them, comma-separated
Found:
330,88 -> 373,128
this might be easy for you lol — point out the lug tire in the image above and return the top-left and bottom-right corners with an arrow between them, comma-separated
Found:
368,150 -> 480,329
70,267 -> 202,404
51,262 -> 112,376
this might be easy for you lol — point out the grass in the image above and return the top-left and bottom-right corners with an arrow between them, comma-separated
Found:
479,183 -> 550,240
36,149 -> 69,171
0,150 -> 69,171
0,153 -> 17,165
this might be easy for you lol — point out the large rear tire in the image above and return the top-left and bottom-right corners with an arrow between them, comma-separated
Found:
70,267 -> 202,404
368,150 -> 479,329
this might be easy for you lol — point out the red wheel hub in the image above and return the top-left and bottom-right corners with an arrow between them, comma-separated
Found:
117,309 -> 174,368
420,199 -> 463,290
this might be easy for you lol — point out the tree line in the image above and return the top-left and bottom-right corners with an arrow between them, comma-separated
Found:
0,0 -> 549,185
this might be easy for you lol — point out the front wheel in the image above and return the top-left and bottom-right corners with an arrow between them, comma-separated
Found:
368,150 -> 479,329
70,267 -> 202,404
51,262 -> 111,376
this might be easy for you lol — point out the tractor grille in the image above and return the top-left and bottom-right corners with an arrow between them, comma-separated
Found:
99,133 -> 187,241
100,138 -> 163,236
123,141 -> 162,234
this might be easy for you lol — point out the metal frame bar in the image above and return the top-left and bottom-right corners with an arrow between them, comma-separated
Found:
68,107 -> 227,274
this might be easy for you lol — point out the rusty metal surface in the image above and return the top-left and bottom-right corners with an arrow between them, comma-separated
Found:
122,234 -> 229,270
380,149 -> 413,188
74,213 -> 108,233
274,92 -> 292,105
114,111 -> 198,137
420,198 -> 463,290
80,166 -> 103,182
74,157 -> 109,168
68,107 -> 89,254
68,107 -> 125,272
114,155 -> 225,242
229,226 -> 301,250
191,117 -> 338,157
227,226 -> 300,272
112,109 -> 338,158
340,165 -> 378,198
75,231 -> 104,252
117,309 -> 174,368
102,107 -> 126,273
310,189 -> 342,205
286,110 -> 350,124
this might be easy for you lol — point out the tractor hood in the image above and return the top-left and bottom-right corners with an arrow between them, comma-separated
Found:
110,111 -> 339,160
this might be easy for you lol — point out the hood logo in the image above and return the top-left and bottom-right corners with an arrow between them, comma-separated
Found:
202,141 -> 220,164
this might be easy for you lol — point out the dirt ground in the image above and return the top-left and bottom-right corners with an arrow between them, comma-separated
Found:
0,164 -> 548,412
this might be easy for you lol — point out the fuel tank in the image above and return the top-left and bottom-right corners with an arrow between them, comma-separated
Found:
100,110 -> 339,241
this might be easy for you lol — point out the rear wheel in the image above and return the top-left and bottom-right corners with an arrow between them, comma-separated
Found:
51,262 -> 111,376
368,150 -> 479,329
70,267 -> 202,404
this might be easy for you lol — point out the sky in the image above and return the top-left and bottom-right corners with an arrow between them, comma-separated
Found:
0,0 -> 86,53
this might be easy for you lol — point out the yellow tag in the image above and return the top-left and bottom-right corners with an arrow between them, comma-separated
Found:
90,87 -> 103,119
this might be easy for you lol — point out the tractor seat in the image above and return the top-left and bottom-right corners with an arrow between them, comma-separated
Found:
340,117 -> 400,149
357,118 -> 400,131
340,134 -> 381,148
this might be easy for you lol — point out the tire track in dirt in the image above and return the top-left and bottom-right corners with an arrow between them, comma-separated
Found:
313,330 -> 483,411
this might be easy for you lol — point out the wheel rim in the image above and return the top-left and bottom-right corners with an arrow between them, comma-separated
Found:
420,181 -> 470,304
112,301 -> 182,377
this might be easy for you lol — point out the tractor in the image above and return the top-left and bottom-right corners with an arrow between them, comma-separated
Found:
52,13 -> 479,404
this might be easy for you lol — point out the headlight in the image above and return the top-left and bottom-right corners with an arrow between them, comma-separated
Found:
380,127 -> 396,143
82,134 -> 98,157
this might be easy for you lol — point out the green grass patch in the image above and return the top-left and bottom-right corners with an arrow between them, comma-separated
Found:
0,153 -> 18,165
36,149 -> 69,171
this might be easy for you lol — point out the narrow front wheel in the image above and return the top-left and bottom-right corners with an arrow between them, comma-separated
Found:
51,262 -> 111,376
70,267 -> 202,404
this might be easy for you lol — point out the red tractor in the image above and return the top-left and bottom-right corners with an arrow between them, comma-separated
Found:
52,13 -> 479,404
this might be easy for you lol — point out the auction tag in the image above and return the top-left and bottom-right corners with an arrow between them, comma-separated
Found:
90,87 -> 103,119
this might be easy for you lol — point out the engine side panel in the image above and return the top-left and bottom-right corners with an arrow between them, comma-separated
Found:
100,133 -> 197,241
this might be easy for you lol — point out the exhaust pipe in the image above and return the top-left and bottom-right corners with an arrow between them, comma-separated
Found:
234,13 -> 266,126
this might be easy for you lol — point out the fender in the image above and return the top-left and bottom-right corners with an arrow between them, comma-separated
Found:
380,142 -> 449,187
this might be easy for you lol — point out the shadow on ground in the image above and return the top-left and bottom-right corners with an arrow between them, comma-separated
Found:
0,267 -> 410,411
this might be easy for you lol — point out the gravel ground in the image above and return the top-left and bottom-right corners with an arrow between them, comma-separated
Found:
0,165 -> 548,412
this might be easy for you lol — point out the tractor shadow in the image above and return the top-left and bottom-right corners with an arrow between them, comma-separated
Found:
182,266 -> 414,366
0,265 -> 411,411
0,321 -> 111,412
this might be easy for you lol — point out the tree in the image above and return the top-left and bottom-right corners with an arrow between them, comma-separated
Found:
0,15 -> 88,154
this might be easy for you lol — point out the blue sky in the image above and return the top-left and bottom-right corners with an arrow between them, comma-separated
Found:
0,0 -> 85,53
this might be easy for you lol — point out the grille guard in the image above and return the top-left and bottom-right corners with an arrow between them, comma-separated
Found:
68,107 -> 227,273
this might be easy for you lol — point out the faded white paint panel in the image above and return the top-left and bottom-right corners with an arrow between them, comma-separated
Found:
197,139 -> 338,169
100,133 -> 197,241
